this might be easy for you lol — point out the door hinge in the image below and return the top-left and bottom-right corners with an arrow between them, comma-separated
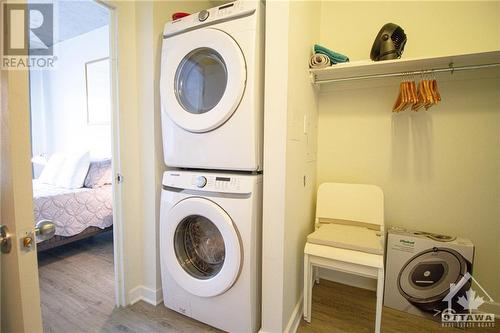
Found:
116,173 -> 123,184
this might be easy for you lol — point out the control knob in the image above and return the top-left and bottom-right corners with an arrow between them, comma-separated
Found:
198,10 -> 209,22
196,176 -> 207,188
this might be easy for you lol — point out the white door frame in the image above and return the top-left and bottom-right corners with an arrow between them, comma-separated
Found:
96,0 -> 126,307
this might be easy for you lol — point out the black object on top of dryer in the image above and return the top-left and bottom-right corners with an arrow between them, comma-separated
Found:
397,247 -> 471,313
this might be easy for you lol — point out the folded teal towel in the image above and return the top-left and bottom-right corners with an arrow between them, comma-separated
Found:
314,44 -> 349,64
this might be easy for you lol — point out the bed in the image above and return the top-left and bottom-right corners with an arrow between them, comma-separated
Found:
33,159 -> 113,251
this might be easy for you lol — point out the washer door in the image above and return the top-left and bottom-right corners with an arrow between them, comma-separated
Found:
161,28 -> 246,133
165,197 -> 241,297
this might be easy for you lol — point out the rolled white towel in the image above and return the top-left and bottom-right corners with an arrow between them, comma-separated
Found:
309,53 -> 331,69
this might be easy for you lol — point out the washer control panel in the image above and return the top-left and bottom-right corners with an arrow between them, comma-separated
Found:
163,170 -> 260,194
190,174 -> 241,192
164,1 -> 257,37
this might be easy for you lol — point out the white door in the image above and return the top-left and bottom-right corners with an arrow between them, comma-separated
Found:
164,197 -> 241,297
160,28 -> 246,133
0,69 -> 44,332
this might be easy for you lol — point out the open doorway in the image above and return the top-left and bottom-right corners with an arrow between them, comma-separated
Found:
28,1 -> 118,330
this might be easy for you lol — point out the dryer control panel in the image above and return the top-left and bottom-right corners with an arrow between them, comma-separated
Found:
164,1 -> 258,37
163,170 -> 261,195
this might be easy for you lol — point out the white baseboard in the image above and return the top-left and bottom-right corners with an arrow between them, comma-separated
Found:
284,294 -> 303,333
128,286 -> 143,305
128,285 -> 163,306
317,268 -> 376,291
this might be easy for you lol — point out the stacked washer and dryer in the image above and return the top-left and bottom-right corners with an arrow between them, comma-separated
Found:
159,2 -> 264,332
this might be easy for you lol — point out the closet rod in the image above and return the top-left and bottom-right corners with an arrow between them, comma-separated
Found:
314,62 -> 500,84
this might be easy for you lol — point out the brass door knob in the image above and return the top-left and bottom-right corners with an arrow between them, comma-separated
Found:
35,220 -> 56,241
23,236 -> 33,248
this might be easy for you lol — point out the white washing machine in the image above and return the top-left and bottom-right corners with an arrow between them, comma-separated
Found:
160,170 -> 262,332
160,1 -> 264,171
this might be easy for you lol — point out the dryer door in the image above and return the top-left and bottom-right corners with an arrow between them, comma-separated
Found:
165,197 -> 241,297
161,28 -> 246,133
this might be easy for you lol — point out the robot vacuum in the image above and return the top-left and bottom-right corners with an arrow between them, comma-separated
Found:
397,247 -> 471,312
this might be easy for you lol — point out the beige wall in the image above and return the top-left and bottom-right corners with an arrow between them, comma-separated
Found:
261,1 -> 320,331
316,1 -> 500,304
282,0 -> 320,330
261,2 -> 289,331
320,1 -> 500,61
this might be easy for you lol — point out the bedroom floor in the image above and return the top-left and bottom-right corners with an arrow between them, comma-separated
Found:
38,234 -> 498,333
37,232 -> 218,333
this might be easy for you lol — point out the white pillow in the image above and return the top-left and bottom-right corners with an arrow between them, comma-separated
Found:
38,153 -> 65,185
55,152 -> 91,189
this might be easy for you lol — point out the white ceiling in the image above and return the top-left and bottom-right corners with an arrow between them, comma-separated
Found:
56,1 -> 109,43
31,0 -> 109,48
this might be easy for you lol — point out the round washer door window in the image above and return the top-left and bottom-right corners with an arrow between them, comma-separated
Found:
174,214 -> 226,279
161,28 -> 246,133
165,197 -> 241,297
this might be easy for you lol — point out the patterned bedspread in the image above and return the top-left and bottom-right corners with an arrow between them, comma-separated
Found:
33,180 -> 113,238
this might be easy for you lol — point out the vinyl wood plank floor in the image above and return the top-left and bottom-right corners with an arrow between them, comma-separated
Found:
39,234 -> 498,333
298,279 -> 499,333
38,232 -> 219,333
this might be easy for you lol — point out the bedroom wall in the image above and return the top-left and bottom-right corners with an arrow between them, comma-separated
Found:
316,1 -> 500,311
30,25 -> 110,161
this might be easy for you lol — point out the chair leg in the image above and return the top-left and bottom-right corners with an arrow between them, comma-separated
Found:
375,268 -> 384,333
314,266 -> 320,284
303,254 -> 312,323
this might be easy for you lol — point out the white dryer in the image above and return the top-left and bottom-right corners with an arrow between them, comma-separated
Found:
160,170 -> 262,332
160,1 -> 264,171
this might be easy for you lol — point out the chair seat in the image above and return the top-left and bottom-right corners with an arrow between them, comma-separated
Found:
307,224 -> 384,255
305,242 -> 383,269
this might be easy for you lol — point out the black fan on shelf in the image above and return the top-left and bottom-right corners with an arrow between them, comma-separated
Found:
370,23 -> 407,61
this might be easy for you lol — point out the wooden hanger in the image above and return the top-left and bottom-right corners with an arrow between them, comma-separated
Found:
412,78 -> 425,111
431,74 -> 441,103
392,81 -> 405,112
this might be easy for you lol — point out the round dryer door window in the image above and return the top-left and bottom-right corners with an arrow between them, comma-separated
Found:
161,28 -> 246,133
164,197 -> 241,297
175,48 -> 228,115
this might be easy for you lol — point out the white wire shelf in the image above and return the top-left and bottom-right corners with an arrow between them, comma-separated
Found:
310,50 -> 500,85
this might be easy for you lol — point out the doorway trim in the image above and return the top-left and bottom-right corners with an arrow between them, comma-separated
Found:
95,0 -> 126,307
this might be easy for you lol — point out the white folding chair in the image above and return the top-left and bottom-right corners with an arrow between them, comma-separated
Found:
303,183 -> 385,333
